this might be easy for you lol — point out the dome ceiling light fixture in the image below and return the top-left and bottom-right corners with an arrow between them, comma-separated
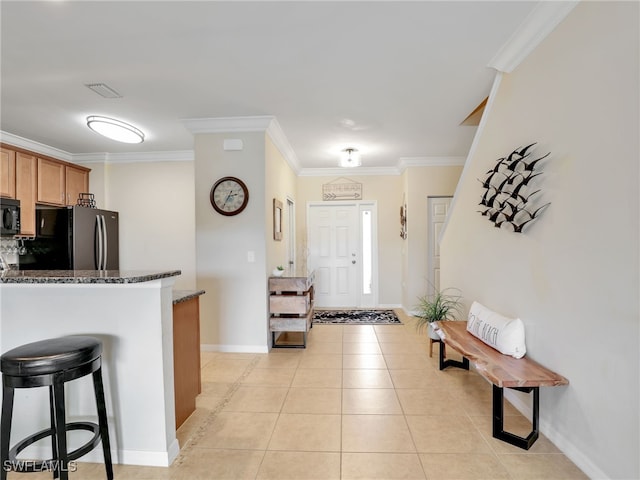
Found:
340,148 -> 361,168
86,115 -> 145,144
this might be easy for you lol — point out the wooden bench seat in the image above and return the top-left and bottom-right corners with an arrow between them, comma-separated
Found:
434,320 -> 568,450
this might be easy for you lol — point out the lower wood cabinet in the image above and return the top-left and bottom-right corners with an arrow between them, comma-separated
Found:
172,294 -> 202,429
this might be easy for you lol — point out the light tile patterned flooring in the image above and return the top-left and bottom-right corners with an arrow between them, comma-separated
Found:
9,310 -> 587,479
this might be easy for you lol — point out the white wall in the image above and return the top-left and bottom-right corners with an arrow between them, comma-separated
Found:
441,3 -> 639,478
85,160 -> 197,290
194,132 -> 268,351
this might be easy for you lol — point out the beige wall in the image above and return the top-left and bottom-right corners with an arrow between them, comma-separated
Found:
441,3 -> 638,478
403,165 -> 463,311
194,132 -> 268,351
265,136 -> 297,275
82,159 -> 197,291
296,175 -> 404,306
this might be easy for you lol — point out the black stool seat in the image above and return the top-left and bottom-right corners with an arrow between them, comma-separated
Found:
1,336 -> 102,377
1,336 -> 113,480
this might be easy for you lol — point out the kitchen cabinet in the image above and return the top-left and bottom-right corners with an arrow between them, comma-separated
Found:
15,152 -> 37,235
1,147 -> 16,198
37,157 -> 66,205
36,157 -> 90,206
172,291 -> 203,429
65,164 -> 89,206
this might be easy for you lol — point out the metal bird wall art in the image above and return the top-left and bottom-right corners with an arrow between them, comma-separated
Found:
477,143 -> 551,233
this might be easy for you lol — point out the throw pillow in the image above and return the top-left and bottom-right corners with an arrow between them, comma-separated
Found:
466,301 -> 526,359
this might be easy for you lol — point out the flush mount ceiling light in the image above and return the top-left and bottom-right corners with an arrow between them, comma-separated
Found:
340,148 -> 361,168
86,116 -> 145,144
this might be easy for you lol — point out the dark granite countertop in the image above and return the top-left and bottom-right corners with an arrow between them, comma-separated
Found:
172,289 -> 205,304
0,270 -> 181,284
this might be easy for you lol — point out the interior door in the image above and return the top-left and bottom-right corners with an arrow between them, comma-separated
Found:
427,196 -> 452,294
308,203 -> 358,307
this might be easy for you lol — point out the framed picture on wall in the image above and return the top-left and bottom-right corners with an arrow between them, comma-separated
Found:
273,198 -> 283,241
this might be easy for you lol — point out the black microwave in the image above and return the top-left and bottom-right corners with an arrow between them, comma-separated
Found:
0,198 -> 20,236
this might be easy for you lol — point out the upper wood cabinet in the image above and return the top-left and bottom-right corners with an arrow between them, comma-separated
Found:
37,158 -> 90,206
65,165 -> 89,206
15,152 -> 37,235
37,157 -> 66,205
1,144 -> 91,236
1,147 -> 16,198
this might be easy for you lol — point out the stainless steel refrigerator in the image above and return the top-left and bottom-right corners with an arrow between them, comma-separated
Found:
19,206 -> 119,270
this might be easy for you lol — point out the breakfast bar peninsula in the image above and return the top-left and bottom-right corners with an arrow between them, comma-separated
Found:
0,269 -> 181,467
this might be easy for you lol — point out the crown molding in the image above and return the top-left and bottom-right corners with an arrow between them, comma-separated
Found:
181,115 -> 301,174
398,156 -> 466,172
0,131 -> 73,162
488,1 -> 579,73
265,117 -> 301,174
181,115 -> 274,134
72,150 -> 194,164
298,166 -> 401,177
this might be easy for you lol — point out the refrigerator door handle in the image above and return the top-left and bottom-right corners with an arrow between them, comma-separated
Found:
96,215 -> 104,270
101,215 -> 108,270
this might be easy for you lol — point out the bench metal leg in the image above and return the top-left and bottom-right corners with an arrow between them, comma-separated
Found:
438,340 -> 469,371
492,384 -> 539,450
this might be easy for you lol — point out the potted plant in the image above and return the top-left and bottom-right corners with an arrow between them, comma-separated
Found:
414,286 -> 462,340
272,265 -> 285,277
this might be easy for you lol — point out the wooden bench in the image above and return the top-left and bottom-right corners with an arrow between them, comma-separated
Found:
434,320 -> 568,450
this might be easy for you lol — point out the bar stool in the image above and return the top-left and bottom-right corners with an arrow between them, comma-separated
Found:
0,336 -> 113,480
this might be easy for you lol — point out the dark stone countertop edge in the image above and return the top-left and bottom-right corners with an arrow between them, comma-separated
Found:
172,289 -> 206,304
0,270 -> 182,284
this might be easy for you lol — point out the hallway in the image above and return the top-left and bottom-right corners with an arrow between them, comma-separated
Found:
36,310 -> 586,479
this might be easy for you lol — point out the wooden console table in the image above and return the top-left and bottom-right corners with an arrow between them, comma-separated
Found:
269,269 -> 314,348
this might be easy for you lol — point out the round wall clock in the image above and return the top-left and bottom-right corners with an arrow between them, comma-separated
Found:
210,176 -> 249,216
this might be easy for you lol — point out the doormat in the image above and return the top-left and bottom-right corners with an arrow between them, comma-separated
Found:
313,309 -> 401,325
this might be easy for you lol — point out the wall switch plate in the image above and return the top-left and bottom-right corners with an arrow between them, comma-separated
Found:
247,251 -> 255,263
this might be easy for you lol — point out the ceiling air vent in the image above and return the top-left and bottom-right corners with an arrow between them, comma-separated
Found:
85,83 -> 122,99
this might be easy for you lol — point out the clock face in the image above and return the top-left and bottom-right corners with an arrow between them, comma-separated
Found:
210,177 -> 249,216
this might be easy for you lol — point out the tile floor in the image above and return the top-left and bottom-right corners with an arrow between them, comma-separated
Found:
8,310 -> 588,479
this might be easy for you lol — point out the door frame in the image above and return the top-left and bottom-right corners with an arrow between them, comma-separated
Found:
306,200 -> 379,308
426,196 -> 452,296
286,196 -> 296,271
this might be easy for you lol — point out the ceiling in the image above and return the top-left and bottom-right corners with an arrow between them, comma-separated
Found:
0,1 -> 539,172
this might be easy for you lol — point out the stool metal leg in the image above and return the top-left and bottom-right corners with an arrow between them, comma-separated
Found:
51,380 -> 69,480
92,367 -> 113,480
1,386 -> 15,480
49,386 -> 59,479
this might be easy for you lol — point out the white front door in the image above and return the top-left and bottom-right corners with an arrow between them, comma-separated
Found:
427,196 -> 452,294
308,203 -> 359,307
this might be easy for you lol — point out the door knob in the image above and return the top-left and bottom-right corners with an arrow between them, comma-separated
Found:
352,260 -> 356,264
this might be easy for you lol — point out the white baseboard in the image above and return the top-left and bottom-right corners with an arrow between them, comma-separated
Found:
505,390 -> 608,479
377,303 -> 403,309
201,343 -> 268,353
18,438 -> 180,468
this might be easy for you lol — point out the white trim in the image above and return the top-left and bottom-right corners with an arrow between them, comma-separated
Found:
439,72 -> 504,244
265,117 -> 301,174
181,115 -> 274,134
201,343 -> 269,354
0,131 -> 73,162
489,1 -> 579,73
505,390 -> 609,480
72,150 -> 194,164
22,438 -> 180,467
299,166 -> 401,177
181,115 -> 301,175
398,156 -> 466,170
